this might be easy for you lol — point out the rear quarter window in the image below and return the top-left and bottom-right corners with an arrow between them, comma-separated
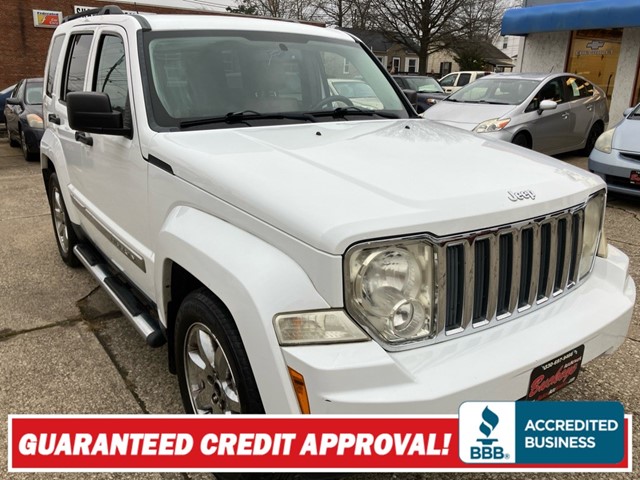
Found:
45,35 -> 65,98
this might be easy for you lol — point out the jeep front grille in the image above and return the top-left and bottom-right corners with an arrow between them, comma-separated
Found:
434,208 -> 585,336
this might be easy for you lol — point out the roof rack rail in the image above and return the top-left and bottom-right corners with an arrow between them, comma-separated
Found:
62,5 -> 124,23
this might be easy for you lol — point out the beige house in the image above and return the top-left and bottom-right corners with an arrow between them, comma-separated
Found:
339,28 -> 513,77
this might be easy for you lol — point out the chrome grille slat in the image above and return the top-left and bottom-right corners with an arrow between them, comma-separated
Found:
484,235 -> 499,326
570,211 -> 584,286
556,215 -> 573,295
434,202 -> 593,339
526,223 -> 541,308
544,219 -> 558,300
462,240 -> 475,330
508,229 -> 522,315
435,245 -> 448,335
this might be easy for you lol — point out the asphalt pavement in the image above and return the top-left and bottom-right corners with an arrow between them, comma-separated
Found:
0,136 -> 638,479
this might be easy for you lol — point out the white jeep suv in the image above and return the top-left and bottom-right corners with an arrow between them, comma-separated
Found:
41,6 -> 634,418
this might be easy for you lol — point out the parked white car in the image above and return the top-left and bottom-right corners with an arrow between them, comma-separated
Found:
41,7 -> 633,428
438,70 -> 491,93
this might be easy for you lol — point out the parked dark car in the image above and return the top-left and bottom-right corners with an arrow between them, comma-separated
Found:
393,75 -> 448,113
4,78 -> 44,161
0,83 -> 17,124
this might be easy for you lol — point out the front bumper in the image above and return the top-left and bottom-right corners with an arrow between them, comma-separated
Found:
281,245 -> 634,414
589,147 -> 640,196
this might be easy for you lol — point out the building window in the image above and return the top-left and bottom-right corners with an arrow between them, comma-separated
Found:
391,57 -> 400,74
502,37 -> 508,49
440,62 -> 452,76
406,58 -> 418,73
566,29 -> 622,101
343,59 -> 350,75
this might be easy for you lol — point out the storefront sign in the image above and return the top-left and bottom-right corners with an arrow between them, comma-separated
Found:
32,10 -> 62,28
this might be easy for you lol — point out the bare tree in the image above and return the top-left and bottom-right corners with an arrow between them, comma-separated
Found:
371,0 -> 468,75
227,0 -> 326,21
454,0 -> 511,43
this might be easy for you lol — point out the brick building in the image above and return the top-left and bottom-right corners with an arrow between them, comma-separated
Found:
0,1 -> 221,89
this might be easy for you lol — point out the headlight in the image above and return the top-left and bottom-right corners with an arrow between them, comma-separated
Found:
578,190 -> 606,280
594,128 -> 614,154
474,118 -> 510,133
274,310 -> 368,345
27,113 -> 43,129
345,241 -> 435,346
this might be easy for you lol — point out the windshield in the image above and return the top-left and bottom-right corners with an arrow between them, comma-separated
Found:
25,82 -> 43,105
144,31 -> 409,129
402,76 -> 444,93
447,78 -> 539,105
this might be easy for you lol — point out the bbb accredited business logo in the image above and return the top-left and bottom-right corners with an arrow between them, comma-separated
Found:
459,402 -> 516,463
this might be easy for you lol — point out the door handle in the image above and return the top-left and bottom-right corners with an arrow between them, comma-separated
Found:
587,105 -> 594,112
561,113 -> 569,119
75,131 -> 93,146
48,113 -> 61,125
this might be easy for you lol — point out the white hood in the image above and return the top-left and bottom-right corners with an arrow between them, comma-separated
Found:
613,118 -> 640,152
148,120 -> 603,254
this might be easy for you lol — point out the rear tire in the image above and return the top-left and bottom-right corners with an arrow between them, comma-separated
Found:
48,173 -> 80,267
511,132 -> 531,149
583,123 -> 603,156
8,125 -> 19,147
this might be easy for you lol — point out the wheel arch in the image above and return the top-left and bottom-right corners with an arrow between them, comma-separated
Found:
156,206 -> 331,413
512,129 -> 532,149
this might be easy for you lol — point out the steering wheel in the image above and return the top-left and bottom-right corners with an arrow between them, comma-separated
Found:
311,95 -> 354,110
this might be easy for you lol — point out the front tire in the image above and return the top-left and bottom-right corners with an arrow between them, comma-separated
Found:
175,289 -> 263,415
48,173 -> 80,267
511,132 -> 531,149
20,128 -> 37,161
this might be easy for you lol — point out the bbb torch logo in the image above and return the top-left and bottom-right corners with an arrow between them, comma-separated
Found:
459,402 -> 516,463
471,407 -> 507,459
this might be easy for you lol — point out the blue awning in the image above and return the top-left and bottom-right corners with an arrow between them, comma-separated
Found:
502,0 -> 640,35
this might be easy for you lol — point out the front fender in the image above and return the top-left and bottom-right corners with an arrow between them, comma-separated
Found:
40,128 -> 81,225
155,206 -> 332,413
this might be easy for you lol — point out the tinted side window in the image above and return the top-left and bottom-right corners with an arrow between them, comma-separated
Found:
46,35 -> 65,97
573,77 -> 594,98
93,35 -> 128,112
457,73 -> 472,87
62,33 -> 94,101
439,74 -> 456,87
527,78 -> 565,112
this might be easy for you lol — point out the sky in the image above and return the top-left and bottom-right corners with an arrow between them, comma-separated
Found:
96,0 -> 238,12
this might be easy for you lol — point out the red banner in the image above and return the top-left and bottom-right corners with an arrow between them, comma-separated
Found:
8,415 -> 631,472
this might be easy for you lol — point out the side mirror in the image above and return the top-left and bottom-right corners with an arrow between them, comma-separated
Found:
538,99 -> 557,114
623,107 -> 634,117
6,97 -> 20,106
402,88 -> 418,108
66,92 -> 131,137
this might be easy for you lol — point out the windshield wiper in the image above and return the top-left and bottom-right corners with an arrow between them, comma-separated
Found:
179,110 -> 316,129
477,100 -> 511,105
306,106 -> 399,119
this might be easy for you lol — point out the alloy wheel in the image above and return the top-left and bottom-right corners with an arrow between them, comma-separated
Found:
52,186 -> 69,254
184,322 -> 241,414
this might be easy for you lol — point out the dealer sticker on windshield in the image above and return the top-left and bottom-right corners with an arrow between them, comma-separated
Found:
523,345 -> 584,401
